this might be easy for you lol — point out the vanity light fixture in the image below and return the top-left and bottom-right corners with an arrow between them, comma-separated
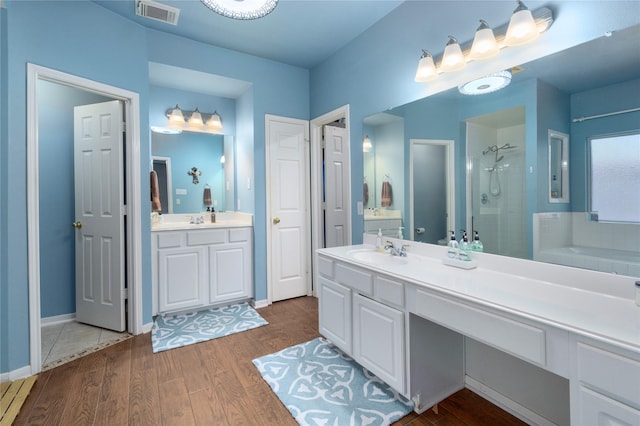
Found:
165,106 -> 223,134
414,1 -> 553,83
200,0 -> 278,20
362,135 -> 373,152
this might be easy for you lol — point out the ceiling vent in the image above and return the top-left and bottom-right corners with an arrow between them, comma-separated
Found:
136,0 -> 180,25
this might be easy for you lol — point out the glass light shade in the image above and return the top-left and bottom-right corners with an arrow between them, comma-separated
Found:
469,21 -> 499,60
362,135 -> 373,152
220,155 -> 225,164
415,50 -> 438,82
504,1 -> 539,46
440,36 -> 466,72
207,111 -> 223,130
188,108 -> 204,127
200,0 -> 278,20
168,105 -> 185,128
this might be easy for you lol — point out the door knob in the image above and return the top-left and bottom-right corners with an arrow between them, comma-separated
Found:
72,221 -> 82,229
273,217 -> 281,224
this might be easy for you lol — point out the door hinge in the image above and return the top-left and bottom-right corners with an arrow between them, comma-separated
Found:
120,205 -> 128,216
123,288 -> 129,300
121,122 -> 126,132
321,201 -> 326,210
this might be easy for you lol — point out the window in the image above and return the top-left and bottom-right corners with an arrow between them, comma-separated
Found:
589,132 -> 640,222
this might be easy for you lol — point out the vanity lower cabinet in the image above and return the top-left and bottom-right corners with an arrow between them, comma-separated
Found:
317,255 -> 406,395
153,227 -> 253,314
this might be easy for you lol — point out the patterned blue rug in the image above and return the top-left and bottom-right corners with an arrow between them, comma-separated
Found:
253,337 -> 414,426
152,302 -> 268,353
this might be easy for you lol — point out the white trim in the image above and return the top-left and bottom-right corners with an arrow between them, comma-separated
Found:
409,139 -> 455,241
0,366 -> 32,382
27,63 -> 143,375
151,155 -> 173,213
252,299 -> 269,309
142,322 -> 154,334
310,105 -> 351,297
265,114 -> 312,304
465,376 -> 556,426
41,313 -> 75,327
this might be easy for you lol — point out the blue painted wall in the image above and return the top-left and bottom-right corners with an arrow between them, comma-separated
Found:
1,0 -> 308,373
0,3 -> 8,375
37,80 -> 111,319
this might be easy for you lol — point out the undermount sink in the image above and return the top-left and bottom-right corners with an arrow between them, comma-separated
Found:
348,249 -> 409,265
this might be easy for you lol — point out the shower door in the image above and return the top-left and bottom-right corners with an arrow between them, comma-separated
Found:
466,119 -> 527,258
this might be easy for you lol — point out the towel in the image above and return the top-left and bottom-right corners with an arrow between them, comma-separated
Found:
150,170 -> 162,212
363,182 -> 369,206
203,187 -> 212,206
381,181 -> 392,207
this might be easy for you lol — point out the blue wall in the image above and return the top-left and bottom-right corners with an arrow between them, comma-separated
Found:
0,3 -> 8,375
1,0 -> 308,374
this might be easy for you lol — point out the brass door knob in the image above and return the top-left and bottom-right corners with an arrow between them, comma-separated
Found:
72,221 -> 82,229
273,217 -> 281,224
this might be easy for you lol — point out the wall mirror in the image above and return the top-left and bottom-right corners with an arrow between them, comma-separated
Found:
548,130 -> 569,203
152,131 -> 235,214
362,23 -> 640,276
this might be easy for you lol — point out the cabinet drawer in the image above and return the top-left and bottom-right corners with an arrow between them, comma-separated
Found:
414,289 -> 546,366
334,262 -> 373,296
156,232 -> 183,248
374,275 -> 404,308
187,229 -> 227,246
229,227 -> 251,243
577,342 -> 640,407
578,386 -> 640,425
318,256 -> 334,278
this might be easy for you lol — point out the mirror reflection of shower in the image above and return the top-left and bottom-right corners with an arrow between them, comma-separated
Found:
466,106 -> 527,259
482,143 -> 517,196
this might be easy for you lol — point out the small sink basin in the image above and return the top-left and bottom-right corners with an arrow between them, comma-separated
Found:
348,249 -> 408,265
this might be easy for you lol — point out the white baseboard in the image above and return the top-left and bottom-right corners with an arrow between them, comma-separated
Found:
253,299 -> 269,309
0,365 -> 32,382
142,322 -> 153,333
465,376 -> 556,426
41,313 -> 75,327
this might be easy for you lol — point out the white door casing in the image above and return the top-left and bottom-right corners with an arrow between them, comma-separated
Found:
323,125 -> 350,248
266,115 -> 311,302
74,101 -> 126,332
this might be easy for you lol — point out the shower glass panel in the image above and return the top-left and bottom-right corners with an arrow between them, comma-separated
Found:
466,109 -> 527,258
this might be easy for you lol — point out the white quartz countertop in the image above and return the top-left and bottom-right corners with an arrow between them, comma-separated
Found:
317,242 -> 640,353
151,212 -> 253,231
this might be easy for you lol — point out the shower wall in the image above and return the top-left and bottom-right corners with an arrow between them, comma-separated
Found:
467,122 -> 526,258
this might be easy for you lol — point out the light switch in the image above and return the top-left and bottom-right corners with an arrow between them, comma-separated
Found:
357,201 -> 363,215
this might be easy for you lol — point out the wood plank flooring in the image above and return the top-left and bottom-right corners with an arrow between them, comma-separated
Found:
14,296 -> 526,425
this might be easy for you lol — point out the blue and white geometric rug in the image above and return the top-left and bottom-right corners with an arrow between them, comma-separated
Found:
152,302 -> 268,353
253,337 -> 414,426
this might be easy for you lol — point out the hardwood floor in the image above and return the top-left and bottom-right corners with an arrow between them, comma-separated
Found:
14,296 -> 526,425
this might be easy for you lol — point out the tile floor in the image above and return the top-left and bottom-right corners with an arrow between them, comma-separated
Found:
41,321 -> 130,370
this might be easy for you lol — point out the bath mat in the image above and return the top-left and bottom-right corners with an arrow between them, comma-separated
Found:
253,337 -> 413,426
152,302 -> 267,353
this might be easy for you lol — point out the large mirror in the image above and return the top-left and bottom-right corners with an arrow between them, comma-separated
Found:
363,23 -> 640,277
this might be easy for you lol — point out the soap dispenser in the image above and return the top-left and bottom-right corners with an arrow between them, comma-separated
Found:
458,231 -> 472,261
471,231 -> 484,252
397,226 -> 404,240
376,228 -> 383,252
447,231 -> 459,258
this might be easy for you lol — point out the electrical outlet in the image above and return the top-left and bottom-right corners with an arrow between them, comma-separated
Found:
176,198 -> 181,205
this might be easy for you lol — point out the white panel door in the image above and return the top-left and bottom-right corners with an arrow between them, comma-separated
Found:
267,115 -> 310,302
73,101 -> 125,331
323,125 -> 350,248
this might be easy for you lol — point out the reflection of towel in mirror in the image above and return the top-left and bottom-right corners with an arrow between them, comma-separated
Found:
150,170 -> 162,212
381,181 -> 392,207
363,182 -> 369,206
203,187 -> 212,206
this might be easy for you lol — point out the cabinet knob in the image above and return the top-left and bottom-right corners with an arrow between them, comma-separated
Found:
273,217 -> 281,224
72,221 -> 82,229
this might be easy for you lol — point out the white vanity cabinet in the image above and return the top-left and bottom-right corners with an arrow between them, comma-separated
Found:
317,254 -> 406,395
152,227 -> 253,314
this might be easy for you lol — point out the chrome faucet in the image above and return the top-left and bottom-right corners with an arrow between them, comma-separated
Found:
384,241 -> 409,257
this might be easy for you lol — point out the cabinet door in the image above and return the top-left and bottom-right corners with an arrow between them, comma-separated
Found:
209,242 -> 251,304
318,277 -> 352,354
577,386 -> 640,426
353,293 -> 405,393
158,246 -> 207,313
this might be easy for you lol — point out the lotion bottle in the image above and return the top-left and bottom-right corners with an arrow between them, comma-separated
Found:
397,226 -> 404,240
447,231 -> 459,258
471,231 -> 484,252
458,232 -> 472,261
376,229 -> 383,252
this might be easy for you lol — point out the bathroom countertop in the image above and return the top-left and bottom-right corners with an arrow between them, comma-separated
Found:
151,212 -> 253,231
317,239 -> 640,354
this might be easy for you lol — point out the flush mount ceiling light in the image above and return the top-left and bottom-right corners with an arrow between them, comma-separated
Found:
415,1 -> 552,83
458,70 -> 512,96
200,0 -> 278,20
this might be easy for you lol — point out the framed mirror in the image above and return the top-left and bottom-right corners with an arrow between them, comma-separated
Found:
548,130 -> 569,203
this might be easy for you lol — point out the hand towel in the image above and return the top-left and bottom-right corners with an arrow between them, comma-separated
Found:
363,182 -> 369,206
150,170 -> 162,212
381,181 -> 392,207
203,187 -> 212,206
